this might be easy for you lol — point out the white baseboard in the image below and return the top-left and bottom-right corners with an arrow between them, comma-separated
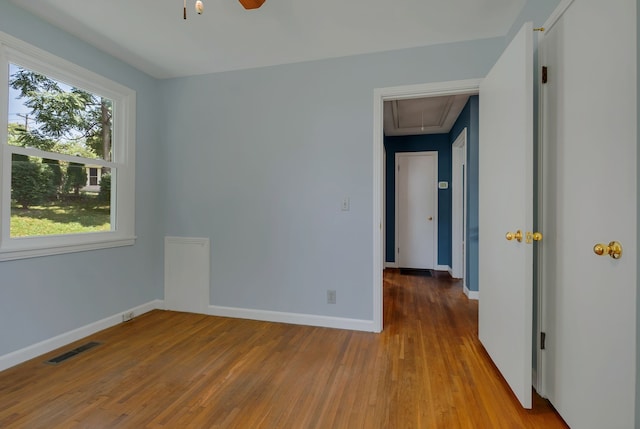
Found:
1,300 -> 377,372
208,305 -> 376,332
386,263 -> 450,272
0,299 -> 164,372
464,285 -> 479,300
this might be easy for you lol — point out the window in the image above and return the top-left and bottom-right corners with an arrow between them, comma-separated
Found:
0,34 -> 136,261
89,168 -> 99,186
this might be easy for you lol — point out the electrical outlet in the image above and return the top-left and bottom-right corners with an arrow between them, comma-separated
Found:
122,311 -> 135,322
327,290 -> 336,304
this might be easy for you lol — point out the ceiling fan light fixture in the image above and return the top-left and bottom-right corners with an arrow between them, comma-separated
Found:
238,0 -> 266,10
195,0 -> 204,15
184,0 -> 265,20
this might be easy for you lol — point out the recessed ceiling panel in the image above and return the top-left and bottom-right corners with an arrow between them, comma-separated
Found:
384,95 -> 470,136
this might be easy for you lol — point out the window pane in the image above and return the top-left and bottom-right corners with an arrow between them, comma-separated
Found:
89,167 -> 98,186
10,155 -> 112,237
7,63 -> 113,161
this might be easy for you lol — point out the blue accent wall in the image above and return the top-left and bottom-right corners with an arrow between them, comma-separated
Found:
384,134 -> 452,267
449,96 -> 479,292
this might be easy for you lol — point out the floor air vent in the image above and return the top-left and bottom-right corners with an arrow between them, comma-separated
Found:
399,268 -> 432,277
45,341 -> 101,365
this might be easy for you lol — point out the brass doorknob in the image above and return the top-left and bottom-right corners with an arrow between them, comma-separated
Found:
506,230 -> 523,242
593,241 -> 623,259
526,231 -> 543,243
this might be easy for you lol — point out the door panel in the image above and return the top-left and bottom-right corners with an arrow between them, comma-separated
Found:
540,1 -> 637,427
478,22 -> 534,408
397,152 -> 437,269
164,237 -> 210,314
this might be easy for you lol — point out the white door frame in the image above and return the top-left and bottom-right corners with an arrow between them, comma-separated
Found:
395,151 -> 438,270
372,79 -> 481,332
534,0 -> 574,397
451,128 -> 467,283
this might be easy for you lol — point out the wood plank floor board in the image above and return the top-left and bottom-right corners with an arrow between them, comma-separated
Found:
0,270 -> 569,428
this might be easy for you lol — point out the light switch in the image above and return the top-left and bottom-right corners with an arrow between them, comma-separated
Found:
341,197 -> 350,211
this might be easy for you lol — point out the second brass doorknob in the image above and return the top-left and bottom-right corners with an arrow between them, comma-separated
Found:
594,241 -> 623,259
526,231 -> 543,243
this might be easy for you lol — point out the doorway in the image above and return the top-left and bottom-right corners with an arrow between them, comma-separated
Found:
373,79 -> 481,332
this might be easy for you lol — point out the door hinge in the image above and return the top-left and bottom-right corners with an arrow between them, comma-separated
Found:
398,165 -> 400,171
397,247 -> 400,254
540,332 -> 546,350
541,66 -> 548,84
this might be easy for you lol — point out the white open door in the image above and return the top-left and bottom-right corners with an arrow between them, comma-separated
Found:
478,22 -> 534,408
540,0 -> 637,427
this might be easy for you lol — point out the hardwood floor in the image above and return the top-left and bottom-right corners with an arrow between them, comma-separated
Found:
0,270 -> 568,428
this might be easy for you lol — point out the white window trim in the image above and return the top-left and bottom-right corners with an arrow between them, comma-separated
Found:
0,31 -> 136,262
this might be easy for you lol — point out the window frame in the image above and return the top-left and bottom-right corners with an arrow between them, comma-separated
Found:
0,32 -> 136,262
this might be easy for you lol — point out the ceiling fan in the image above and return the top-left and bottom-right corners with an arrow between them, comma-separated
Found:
184,0 -> 265,19
237,0 -> 266,9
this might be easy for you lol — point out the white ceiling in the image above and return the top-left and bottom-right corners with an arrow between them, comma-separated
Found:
11,0 -> 517,136
11,0 -> 526,79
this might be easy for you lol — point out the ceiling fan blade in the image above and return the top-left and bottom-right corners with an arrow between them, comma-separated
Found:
238,0 -> 265,9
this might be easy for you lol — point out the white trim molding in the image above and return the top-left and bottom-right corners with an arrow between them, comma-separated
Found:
542,0 -> 575,33
208,305 -> 376,332
0,300 -> 377,372
451,128 -> 467,281
0,299 -> 163,372
464,285 -> 479,300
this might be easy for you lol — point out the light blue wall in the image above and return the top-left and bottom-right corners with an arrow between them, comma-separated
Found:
507,0 -> 562,44
0,0 -> 568,361
159,39 -> 505,320
0,1 -> 164,356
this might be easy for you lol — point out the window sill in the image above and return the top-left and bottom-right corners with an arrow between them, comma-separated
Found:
0,236 -> 136,262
